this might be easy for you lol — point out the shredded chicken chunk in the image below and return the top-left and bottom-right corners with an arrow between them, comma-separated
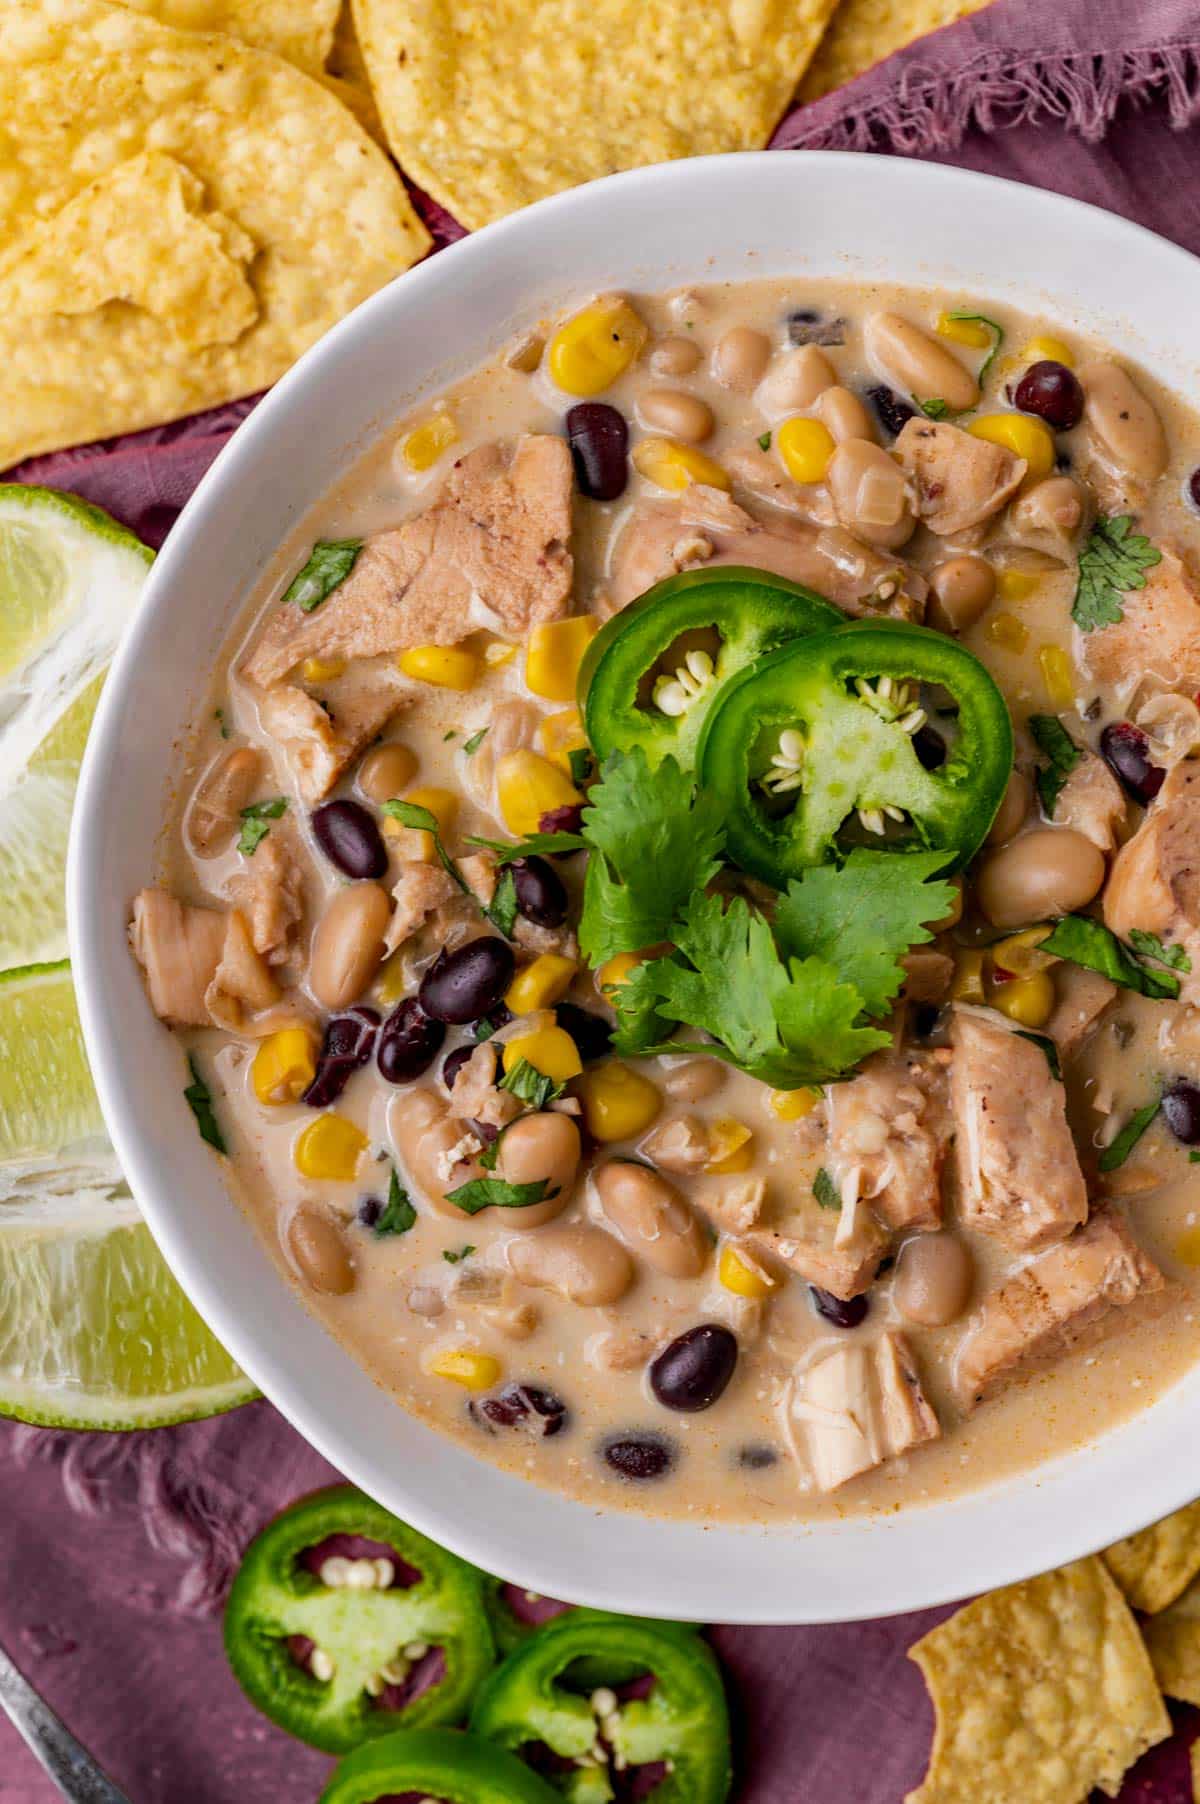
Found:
746,1179 -> 889,1301
386,863 -> 458,954
1045,964 -> 1117,1059
129,889 -> 226,1027
791,1331 -> 939,1492
1105,759 -> 1200,1004
227,825 -> 303,966
449,1042 -> 523,1131
1053,750 -> 1126,852
824,1051 -> 949,1233
254,672 -> 408,804
894,418 -> 1025,537
1080,547 -> 1200,701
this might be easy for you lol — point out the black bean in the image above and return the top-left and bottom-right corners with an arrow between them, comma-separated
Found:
377,998 -> 446,1084
538,803 -> 585,837
787,311 -> 846,347
602,1434 -> 675,1481
809,1286 -> 869,1329
311,798 -> 387,880
418,939 -> 515,1025
1163,1081 -> 1200,1145
556,1003 -> 613,1064
566,403 -> 629,502
441,1044 -> 475,1091
511,856 -> 567,929
473,1005 -> 512,1042
649,1324 -> 738,1413
304,1006 -> 380,1107
910,1003 -> 944,1042
1189,468 -> 1200,514
866,385 -> 917,440
737,1444 -> 779,1471
358,1196 -> 383,1229
472,1384 -> 568,1438
1013,360 -> 1084,432
912,724 -> 947,770
1100,721 -> 1165,807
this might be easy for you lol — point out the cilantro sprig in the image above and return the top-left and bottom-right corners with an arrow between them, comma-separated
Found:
445,1176 -> 557,1215
944,309 -> 1005,384
374,1168 -> 416,1236
1042,914 -> 1182,1000
184,1055 -> 226,1154
237,797 -> 287,857
283,539 -> 363,613
383,799 -> 470,893
1071,516 -> 1161,631
1098,1097 -> 1161,1172
1028,714 -> 1082,818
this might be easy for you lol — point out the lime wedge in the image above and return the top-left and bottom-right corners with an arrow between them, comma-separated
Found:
0,961 -> 255,1426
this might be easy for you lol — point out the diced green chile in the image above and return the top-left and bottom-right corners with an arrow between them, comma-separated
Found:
223,1486 -> 496,1754
697,621 -> 1013,886
579,566 -> 842,771
319,1727 -> 560,1804
470,1611 -> 731,1804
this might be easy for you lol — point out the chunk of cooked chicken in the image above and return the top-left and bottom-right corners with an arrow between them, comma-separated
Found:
204,909 -> 281,1032
458,850 -> 498,909
746,1178 -> 889,1300
893,418 -> 1025,537
448,1041 -> 523,1131
1104,759 -> 1200,1004
227,825 -> 303,966
954,1209 -> 1166,1408
1053,749 -> 1126,852
385,862 -> 458,955
244,437 -> 573,687
1045,963 -> 1117,1059
823,1051 -> 949,1233
791,1330 -> 939,1492
129,889 -> 227,1026
609,486 -> 925,619
949,1007 -> 1088,1250
255,666 -> 409,803
1080,547 -> 1200,701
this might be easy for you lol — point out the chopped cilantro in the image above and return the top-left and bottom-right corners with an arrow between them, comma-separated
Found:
374,1168 -> 416,1236
1071,516 -> 1162,632
918,398 -> 951,420
183,1054 -> 226,1154
813,1167 -> 840,1211
237,796 -> 287,857
1098,1098 -> 1161,1172
499,1058 -> 564,1111
443,1245 -> 476,1264
443,729 -> 458,742
1190,1150 -> 1200,1164
945,309 -> 1005,383
444,1176 -> 556,1215
1014,1029 -> 1063,1081
466,830 -> 587,865
382,799 -> 469,893
1128,929 -> 1192,974
1042,914 -> 1181,1000
757,431 -> 772,452
283,539 -> 363,613
214,707 -> 231,739
1028,714 -> 1081,817
486,867 -> 519,938
568,746 -> 594,788
463,727 -> 489,756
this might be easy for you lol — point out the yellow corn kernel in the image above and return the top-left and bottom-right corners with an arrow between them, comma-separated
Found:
769,1087 -> 819,1122
252,1026 -> 318,1106
383,784 -> 460,859
483,638 -> 518,667
577,1061 -> 662,1142
376,951 -> 408,1005
950,950 -> 986,1004
539,707 -> 588,775
505,954 -> 578,1015
401,414 -> 458,472
302,655 -> 346,683
985,611 -> 1029,653
631,438 -> 731,494
398,644 -> 479,691
968,413 -> 1056,482
719,1243 -> 777,1300
495,749 -> 581,837
294,1114 -> 367,1182
991,969 -> 1055,1028
547,297 -> 648,397
595,950 -> 644,993
776,416 -> 836,485
430,1349 -> 502,1391
525,617 -> 599,703
705,1118 -> 754,1174
1175,1226 -> 1200,1267
995,569 -> 1040,604
1039,644 -> 1075,709
1024,335 -> 1075,368
936,311 -> 994,350
990,925 -> 1055,978
502,1025 -> 583,1084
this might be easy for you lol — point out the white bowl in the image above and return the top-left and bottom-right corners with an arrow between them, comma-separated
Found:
70,152 -> 1200,1623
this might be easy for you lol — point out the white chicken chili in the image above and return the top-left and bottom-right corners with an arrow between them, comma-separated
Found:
131,279 -> 1200,1523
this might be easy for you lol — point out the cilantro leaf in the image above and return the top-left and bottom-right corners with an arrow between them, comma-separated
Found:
757,431 -> 772,451
375,1168 -> 416,1236
486,867 -> 518,938
183,1054 -> 226,1154
1128,929 -> 1192,974
1098,1098 -> 1161,1172
283,539 -> 363,613
463,727 -> 488,756
237,796 -> 287,857
1014,1029 -> 1063,1081
568,746 -> 594,787
578,749 -> 726,967
1028,714 -> 1082,818
382,800 -> 469,892
918,398 -> 951,420
443,1245 -> 476,1263
774,849 -> 956,1020
1071,516 -> 1162,631
498,1057 -> 564,1111
945,309 -> 1005,383
813,1168 -> 840,1211
1042,914 -> 1181,1000
215,707 -> 231,740
444,1176 -> 556,1215
465,830 -> 587,864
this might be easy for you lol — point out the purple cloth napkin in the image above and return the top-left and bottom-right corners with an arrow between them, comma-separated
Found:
6,6 -> 1200,1798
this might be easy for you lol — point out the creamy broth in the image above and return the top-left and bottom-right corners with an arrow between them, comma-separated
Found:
135,278 -> 1200,1525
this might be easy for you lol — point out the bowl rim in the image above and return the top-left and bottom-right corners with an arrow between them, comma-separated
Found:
68,149 -> 1200,1624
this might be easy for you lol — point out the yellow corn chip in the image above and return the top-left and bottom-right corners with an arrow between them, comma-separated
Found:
1104,1500 -> 1200,1615
1145,1574 -> 1200,1706
116,0 -> 340,72
351,0 -> 841,230
907,1556 -> 1170,1803
323,0 -> 386,144
0,0 -> 430,470
800,0 -> 994,102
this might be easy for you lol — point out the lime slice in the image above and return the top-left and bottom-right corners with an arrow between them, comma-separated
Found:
0,511 -> 69,685
0,961 -> 255,1426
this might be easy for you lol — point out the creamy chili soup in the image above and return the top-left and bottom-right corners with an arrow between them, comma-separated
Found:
131,279 -> 1200,1524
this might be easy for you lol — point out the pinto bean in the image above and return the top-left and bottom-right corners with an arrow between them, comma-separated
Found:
593,1160 -> 708,1278
894,1233 -> 973,1326
286,1207 -> 354,1295
712,325 -> 771,393
390,1088 -> 485,1216
357,741 -> 418,804
637,389 -> 714,444
1081,360 -> 1168,483
927,555 -> 996,633
816,385 -> 876,445
864,312 -> 979,413
755,345 -> 836,415
507,1224 -> 634,1306
495,1112 -> 579,1227
662,1058 -> 727,1103
187,746 -> 262,856
309,882 -> 391,1009
986,769 -> 1033,847
651,336 -> 702,377
976,827 -> 1105,929
826,439 -> 915,550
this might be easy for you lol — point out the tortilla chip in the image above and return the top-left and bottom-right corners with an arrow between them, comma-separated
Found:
0,0 -> 430,470
907,1556 -> 1170,1803
352,0 -> 841,230
323,0 -> 386,143
1104,1501 -> 1200,1615
1145,1574 -> 1200,1706
116,0 -> 340,72
800,0 -> 994,101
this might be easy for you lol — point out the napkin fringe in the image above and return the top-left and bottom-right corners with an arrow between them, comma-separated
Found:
781,41 -> 1200,154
